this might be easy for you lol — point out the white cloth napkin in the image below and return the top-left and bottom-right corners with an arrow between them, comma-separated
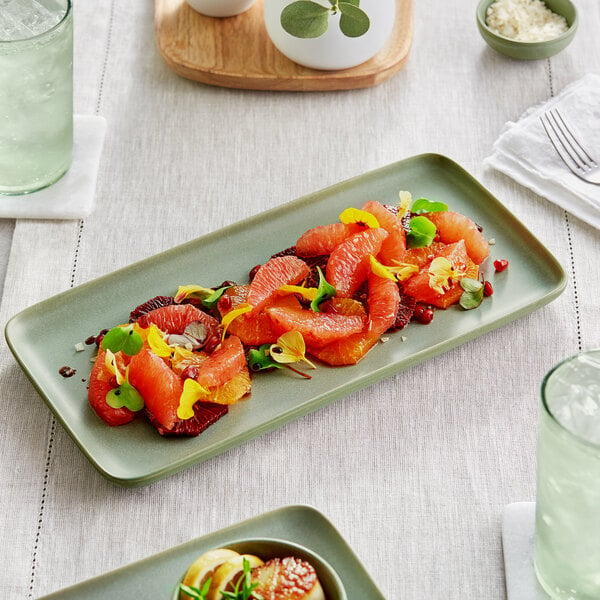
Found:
0,115 -> 107,219
485,73 -> 600,230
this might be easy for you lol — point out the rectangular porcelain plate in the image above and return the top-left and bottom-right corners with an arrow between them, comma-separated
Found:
5,154 -> 566,486
38,505 -> 384,599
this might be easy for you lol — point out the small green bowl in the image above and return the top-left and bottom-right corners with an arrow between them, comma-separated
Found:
476,0 -> 578,60
172,538 -> 347,600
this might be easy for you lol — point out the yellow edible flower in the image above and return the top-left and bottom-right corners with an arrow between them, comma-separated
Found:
278,284 -> 319,301
339,207 -> 380,229
397,190 -> 412,220
220,303 -> 252,340
177,378 -> 209,420
369,255 -> 419,282
104,349 -> 126,385
147,324 -> 172,357
428,257 -> 466,294
270,331 -> 316,370
174,284 -> 214,304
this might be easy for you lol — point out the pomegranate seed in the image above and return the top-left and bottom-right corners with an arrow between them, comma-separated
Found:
494,259 -> 509,272
181,366 -> 199,381
483,281 -> 494,296
248,265 -> 261,281
413,304 -> 434,324
219,294 -> 232,310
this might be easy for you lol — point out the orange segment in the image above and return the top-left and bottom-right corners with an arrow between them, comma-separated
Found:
326,227 -> 388,298
135,303 -> 220,339
362,200 -> 406,263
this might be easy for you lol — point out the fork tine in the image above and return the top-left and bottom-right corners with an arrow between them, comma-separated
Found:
544,110 -> 588,171
551,108 -> 597,168
540,113 -> 582,175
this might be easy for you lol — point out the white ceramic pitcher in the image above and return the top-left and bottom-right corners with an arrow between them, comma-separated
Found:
264,0 -> 396,70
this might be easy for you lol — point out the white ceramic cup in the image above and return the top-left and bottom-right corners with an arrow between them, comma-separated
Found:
186,0 -> 256,17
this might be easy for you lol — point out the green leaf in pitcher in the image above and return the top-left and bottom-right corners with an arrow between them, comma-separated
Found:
280,1 -> 330,38
338,2 -> 370,37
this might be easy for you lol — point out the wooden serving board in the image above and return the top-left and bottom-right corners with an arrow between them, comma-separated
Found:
154,0 -> 413,91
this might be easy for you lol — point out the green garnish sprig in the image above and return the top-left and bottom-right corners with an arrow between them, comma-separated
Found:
101,324 -> 143,356
179,578 -> 211,600
310,267 -> 336,312
459,278 -> 484,310
220,558 -> 263,600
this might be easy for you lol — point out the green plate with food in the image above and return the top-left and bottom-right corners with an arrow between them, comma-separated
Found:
5,154 -> 566,486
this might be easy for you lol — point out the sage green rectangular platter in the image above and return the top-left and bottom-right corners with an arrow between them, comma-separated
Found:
38,505 -> 384,599
5,154 -> 566,486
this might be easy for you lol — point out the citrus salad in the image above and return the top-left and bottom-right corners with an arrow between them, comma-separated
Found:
86,192 -> 503,436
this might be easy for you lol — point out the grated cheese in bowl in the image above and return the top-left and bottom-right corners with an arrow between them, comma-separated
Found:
486,0 -> 569,42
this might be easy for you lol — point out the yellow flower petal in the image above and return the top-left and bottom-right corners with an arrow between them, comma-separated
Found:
369,255 -> 397,281
339,207 -> 380,228
278,284 -> 318,301
177,378 -> 209,420
220,303 -> 252,340
369,255 -> 419,282
147,324 -> 172,357
397,190 -> 412,220
104,349 -> 125,385
174,284 -> 214,304
428,256 -> 466,294
270,331 -> 317,370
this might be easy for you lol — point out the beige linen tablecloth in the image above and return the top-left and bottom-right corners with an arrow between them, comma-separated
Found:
1,1 -> 599,598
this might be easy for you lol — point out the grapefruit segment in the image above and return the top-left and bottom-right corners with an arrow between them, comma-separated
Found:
266,306 -> 366,348
136,303 -> 220,339
296,222 -> 363,256
88,350 -> 135,426
425,211 -> 490,264
247,255 -> 310,314
326,227 -> 388,298
194,335 -> 246,389
362,200 -> 406,263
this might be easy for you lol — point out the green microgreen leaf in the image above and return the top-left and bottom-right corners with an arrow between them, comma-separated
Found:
105,382 -> 144,412
459,278 -> 484,310
410,198 -> 449,215
220,558 -> 262,600
247,344 -> 284,373
178,577 -> 211,600
101,325 -> 143,356
406,216 -> 437,248
280,1 -> 330,38
338,2 -> 370,37
310,267 -> 337,312
201,286 -> 231,310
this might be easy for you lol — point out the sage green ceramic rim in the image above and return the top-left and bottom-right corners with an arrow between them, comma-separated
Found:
476,0 -> 578,60
541,349 -> 600,453
172,537 -> 348,600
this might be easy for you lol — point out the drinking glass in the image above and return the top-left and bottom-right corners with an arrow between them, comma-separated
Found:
0,0 -> 73,195
534,349 -> 600,599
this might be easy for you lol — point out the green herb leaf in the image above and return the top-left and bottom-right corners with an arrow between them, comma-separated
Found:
201,286 -> 231,310
406,216 -> 437,248
220,558 -> 262,600
310,267 -> 337,312
410,197 -> 448,215
105,382 -> 144,412
101,325 -> 143,356
247,345 -> 283,373
459,277 -> 484,310
178,578 -> 211,600
338,2 -> 370,37
280,1 -> 330,38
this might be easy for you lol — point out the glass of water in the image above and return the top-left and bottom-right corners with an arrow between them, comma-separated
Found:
534,349 -> 600,599
0,0 -> 73,195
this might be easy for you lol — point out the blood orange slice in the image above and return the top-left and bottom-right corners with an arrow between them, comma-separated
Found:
266,305 -> 366,348
296,222 -> 363,256
194,335 -> 246,389
362,200 -> 406,263
88,350 -> 135,426
246,255 -> 309,314
326,228 -> 388,298
425,211 -> 490,264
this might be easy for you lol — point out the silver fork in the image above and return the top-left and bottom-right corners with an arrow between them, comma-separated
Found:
539,107 -> 600,185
